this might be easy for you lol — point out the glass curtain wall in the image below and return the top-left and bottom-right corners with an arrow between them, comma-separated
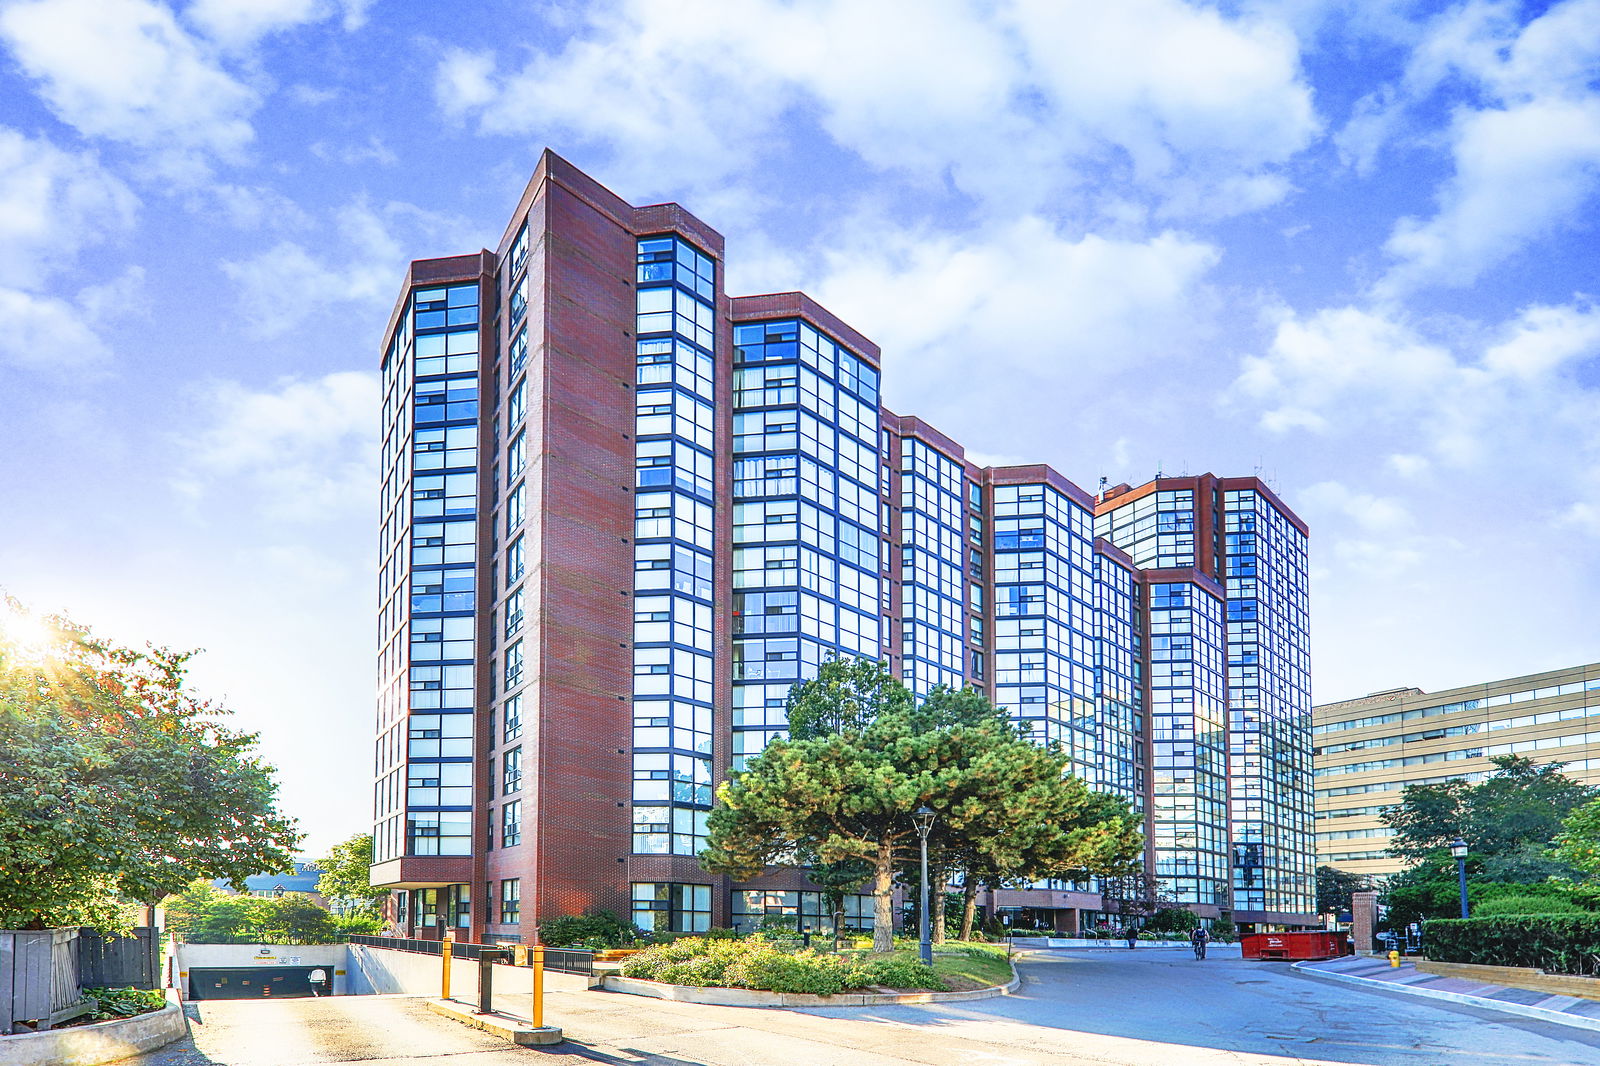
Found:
631,237 -> 718,863
1094,489 -> 1197,570
731,318 -> 881,768
1093,549 -> 1145,811
990,484 -> 1098,776
897,439 -> 966,697
398,283 -> 481,860
1225,489 -> 1314,914
1147,580 -> 1229,905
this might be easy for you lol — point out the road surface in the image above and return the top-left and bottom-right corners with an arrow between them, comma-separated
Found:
122,948 -> 1600,1065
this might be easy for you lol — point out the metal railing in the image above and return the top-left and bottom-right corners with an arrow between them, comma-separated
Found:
348,935 -> 593,976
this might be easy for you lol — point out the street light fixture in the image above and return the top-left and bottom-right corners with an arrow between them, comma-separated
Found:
913,805 -> 936,966
1450,837 -> 1469,920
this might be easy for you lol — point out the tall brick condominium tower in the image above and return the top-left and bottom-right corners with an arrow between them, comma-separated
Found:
369,151 -> 1317,942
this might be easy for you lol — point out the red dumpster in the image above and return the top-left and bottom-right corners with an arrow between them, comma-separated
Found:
1240,931 -> 1351,961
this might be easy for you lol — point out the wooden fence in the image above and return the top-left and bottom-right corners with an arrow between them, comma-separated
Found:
0,928 -> 88,1034
1,926 -> 160,1034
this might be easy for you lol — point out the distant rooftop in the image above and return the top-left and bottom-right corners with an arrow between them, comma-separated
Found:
1314,686 -> 1426,713
215,861 -> 321,895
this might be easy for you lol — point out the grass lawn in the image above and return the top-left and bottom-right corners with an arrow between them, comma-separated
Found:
845,941 -> 1016,992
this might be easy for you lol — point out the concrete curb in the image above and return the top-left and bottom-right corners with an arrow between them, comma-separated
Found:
1292,961 -> 1600,1035
0,989 -> 188,1066
602,968 -> 1020,1008
426,999 -> 563,1045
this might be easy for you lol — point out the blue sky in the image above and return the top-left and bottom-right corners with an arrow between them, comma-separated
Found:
1,0 -> 1597,855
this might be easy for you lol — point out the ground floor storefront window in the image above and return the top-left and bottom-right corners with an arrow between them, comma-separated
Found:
632,883 -> 711,933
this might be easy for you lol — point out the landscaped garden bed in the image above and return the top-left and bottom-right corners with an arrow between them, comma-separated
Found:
618,936 -> 1012,995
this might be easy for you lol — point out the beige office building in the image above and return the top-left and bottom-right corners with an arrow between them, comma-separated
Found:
1314,662 -> 1600,878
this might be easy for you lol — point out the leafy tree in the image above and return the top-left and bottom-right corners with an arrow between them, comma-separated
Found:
1097,871 -> 1174,926
163,880 -> 341,944
165,882 -> 265,943
785,657 -> 913,740
1552,797 -> 1600,878
0,599 -> 300,929
702,662 -> 1142,952
1144,906 -> 1200,933
260,896 -> 340,944
1383,756 -> 1596,877
1316,865 -> 1373,916
307,833 -> 387,915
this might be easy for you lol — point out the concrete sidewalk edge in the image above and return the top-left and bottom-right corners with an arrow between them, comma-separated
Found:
426,999 -> 563,1045
1293,961 -> 1600,1035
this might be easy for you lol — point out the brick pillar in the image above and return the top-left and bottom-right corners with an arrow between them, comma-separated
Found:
1351,890 -> 1379,953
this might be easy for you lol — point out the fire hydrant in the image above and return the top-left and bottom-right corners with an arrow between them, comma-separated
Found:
1388,950 -> 1401,968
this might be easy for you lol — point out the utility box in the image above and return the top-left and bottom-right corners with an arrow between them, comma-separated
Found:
1240,931 -> 1351,961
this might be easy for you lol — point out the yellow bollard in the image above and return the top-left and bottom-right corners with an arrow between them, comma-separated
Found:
1388,949 -> 1400,968
441,936 -> 454,999
531,943 -> 545,1029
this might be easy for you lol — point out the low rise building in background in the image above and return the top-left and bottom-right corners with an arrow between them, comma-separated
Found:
1313,662 -> 1600,878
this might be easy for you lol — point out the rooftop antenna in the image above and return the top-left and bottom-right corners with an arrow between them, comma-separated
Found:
1098,475 -> 1108,501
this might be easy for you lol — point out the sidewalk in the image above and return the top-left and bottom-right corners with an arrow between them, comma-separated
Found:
1296,953 -> 1600,1033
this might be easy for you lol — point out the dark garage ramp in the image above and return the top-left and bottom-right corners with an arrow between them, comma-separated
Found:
189,966 -> 331,1000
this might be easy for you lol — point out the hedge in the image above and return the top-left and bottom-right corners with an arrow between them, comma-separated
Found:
1425,914 -> 1600,975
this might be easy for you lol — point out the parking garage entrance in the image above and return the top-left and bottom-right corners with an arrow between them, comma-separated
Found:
188,966 -> 331,1000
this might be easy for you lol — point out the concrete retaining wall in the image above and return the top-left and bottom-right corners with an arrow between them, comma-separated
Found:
346,945 -> 591,1003
1417,960 -> 1600,1002
601,971 -> 1019,1008
175,944 -> 351,996
0,989 -> 186,1066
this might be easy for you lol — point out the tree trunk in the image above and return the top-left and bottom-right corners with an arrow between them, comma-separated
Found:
932,870 -> 948,945
959,879 -> 978,941
872,841 -> 895,954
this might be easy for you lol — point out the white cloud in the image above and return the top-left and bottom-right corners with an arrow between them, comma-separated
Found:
0,287 -> 113,371
437,0 -> 1318,219
0,126 -> 138,288
76,266 -> 147,324
1481,298 -> 1600,380
221,199 -> 467,336
803,217 -> 1220,390
185,0 -> 370,47
1378,98 -> 1600,296
1235,297 -> 1600,561
177,370 -> 379,521
1367,0 -> 1600,295
1299,480 -> 1414,533
309,134 -> 397,167
1236,305 -> 1457,422
0,127 -> 140,371
0,0 -> 258,173
435,47 -> 496,117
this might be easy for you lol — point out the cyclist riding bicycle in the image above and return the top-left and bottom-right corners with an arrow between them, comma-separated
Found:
1190,925 -> 1210,960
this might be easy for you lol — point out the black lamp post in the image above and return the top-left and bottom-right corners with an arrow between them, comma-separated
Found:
1450,837 -> 1469,919
914,805 -> 936,965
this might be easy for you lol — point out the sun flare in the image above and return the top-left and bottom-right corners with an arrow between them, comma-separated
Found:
0,601 -> 60,663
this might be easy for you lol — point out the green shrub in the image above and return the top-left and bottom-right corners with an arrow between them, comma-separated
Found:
856,957 -> 942,990
1474,894 -> 1587,917
1145,907 -> 1199,933
1424,914 -> 1600,975
619,936 -> 945,994
539,911 -> 639,950
82,987 -> 166,1019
